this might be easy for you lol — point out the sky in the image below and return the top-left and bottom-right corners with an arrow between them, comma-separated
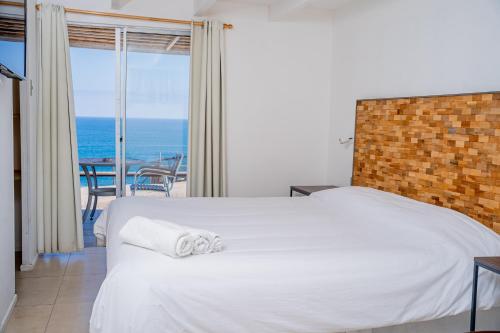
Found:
0,40 -> 25,77
70,47 -> 190,119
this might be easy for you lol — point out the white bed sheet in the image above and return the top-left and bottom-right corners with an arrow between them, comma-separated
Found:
90,186 -> 500,333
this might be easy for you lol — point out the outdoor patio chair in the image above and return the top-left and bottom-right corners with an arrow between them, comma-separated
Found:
131,153 -> 183,197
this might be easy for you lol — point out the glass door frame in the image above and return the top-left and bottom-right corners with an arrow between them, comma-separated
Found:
115,27 -> 128,197
113,25 -> 190,197
114,27 -> 122,197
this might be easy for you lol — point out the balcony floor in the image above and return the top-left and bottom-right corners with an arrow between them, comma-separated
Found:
80,180 -> 187,210
80,181 -> 186,247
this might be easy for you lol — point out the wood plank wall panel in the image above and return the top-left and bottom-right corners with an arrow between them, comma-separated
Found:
353,92 -> 500,233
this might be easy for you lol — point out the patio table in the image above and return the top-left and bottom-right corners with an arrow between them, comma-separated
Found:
79,158 -> 143,222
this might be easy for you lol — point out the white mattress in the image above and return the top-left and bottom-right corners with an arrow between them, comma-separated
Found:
90,186 -> 500,333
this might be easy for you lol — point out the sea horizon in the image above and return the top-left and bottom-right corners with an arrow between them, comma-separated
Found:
76,116 -> 188,187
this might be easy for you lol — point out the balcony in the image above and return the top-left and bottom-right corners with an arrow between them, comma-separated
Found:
80,168 -> 187,206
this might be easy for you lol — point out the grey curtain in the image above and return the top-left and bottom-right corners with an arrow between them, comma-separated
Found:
188,20 -> 227,197
36,4 -> 83,253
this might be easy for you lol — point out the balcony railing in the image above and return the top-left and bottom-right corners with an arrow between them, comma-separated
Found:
79,170 -> 187,181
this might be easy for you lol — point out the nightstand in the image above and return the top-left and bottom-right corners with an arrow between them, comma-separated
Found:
469,257 -> 500,332
289,185 -> 338,197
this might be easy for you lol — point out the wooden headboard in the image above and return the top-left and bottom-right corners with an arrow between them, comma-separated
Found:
352,92 -> 500,233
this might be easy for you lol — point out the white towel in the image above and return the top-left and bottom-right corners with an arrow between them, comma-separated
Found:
187,228 -> 223,254
149,220 -> 223,255
119,216 -> 194,258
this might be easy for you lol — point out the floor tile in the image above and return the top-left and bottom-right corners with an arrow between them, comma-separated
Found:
7,247 -> 107,332
56,274 -> 105,304
16,277 -> 62,307
45,302 -> 93,333
69,247 -> 106,257
16,254 -> 69,279
4,305 -> 52,333
65,248 -> 106,276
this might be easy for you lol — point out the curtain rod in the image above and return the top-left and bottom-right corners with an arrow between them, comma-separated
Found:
0,1 -> 233,29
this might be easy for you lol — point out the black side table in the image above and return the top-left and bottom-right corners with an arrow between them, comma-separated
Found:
289,185 -> 338,197
469,257 -> 500,332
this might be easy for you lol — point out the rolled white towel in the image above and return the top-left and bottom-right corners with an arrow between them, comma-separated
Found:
151,221 -> 223,255
211,236 -> 223,252
187,228 -> 223,254
119,216 -> 194,258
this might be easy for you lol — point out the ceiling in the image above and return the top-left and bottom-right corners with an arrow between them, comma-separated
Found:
110,0 -> 357,20
223,0 -> 354,10
195,0 -> 356,20
308,0 -> 354,10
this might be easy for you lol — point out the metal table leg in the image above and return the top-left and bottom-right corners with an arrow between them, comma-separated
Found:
470,263 -> 479,332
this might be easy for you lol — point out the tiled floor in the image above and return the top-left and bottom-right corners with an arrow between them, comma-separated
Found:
7,184 -> 184,332
6,247 -> 106,333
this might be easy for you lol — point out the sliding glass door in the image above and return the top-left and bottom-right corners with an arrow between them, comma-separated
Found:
120,29 -> 190,198
71,38 -> 116,224
71,25 -> 190,220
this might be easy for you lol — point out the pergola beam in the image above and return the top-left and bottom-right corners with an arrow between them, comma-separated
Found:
166,36 -> 181,52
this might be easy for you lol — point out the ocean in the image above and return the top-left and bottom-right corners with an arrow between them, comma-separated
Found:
77,117 -> 188,186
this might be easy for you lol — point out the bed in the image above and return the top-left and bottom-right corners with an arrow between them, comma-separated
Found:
90,186 -> 500,333
90,91 -> 500,332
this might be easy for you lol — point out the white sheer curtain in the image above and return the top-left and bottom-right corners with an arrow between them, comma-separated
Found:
36,4 -> 83,253
188,20 -> 227,197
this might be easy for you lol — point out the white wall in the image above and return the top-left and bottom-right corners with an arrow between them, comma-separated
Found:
327,0 -> 500,185
0,75 -> 16,330
34,0 -> 333,197
28,0 -> 500,195
209,2 -> 333,196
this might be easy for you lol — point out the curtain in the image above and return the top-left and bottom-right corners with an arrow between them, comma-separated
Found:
188,20 -> 227,197
36,4 -> 83,253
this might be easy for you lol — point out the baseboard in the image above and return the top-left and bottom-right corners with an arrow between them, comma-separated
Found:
19,253 -> 38,272
0,294 -> 17,333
